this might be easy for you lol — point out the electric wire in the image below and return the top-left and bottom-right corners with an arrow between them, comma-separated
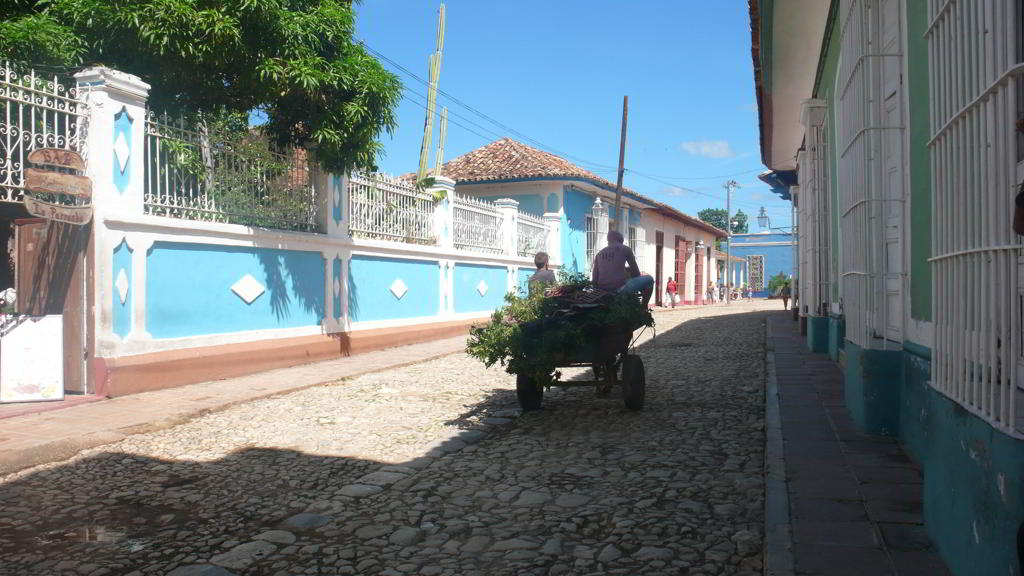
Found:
358,40 -> 619,171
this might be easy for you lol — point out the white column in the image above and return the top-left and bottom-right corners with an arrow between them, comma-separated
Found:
494,198 -> 519,257
431,176 -> 456,249
326,172 -> 350,240
544,212 -> 561,266
74,67 -> 150,217
75,67 -> 150,355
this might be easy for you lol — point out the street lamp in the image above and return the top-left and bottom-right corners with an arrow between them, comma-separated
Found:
757,206 -> 770,229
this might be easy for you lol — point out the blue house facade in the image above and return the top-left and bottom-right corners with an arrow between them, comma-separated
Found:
728,231 -> 795,296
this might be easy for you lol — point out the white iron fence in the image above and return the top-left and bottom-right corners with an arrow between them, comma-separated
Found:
453,193 -> 502,254
517,210 -> 548,257
927,0 -> 1024,435
348,172 -> 435,244
0,62 -> 87,204
144,113 -> 322,233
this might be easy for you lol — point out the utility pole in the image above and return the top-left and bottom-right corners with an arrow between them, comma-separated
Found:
612,95 -> 628,233
724,179 -> 739,305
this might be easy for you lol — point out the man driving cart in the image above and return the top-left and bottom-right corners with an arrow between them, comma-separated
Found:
591,230 -> 654,307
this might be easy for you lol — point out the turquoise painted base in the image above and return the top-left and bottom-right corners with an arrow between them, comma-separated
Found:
827,315 -> 845,362
898,345 -> 1024,576
806,316 -> 829,354
843,341 -> 901,436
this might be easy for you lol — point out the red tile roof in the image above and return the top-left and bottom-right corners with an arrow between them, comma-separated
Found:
439,138 -> 727,238
441,138 -> 613,185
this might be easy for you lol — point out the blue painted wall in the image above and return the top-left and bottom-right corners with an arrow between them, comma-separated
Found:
729,232 -> 795,296
454,263 -> 507,313
561,186 -> 594,273
331,175 -> 343,224
471,193 -> 544,215
348,255 -> 440,323
895,346 -> 1024,576
516,267 -> 535,296
112,240 -> 133,338
332,257 -> 342,321
147,242 -> 324,338
112,108 -> 132,195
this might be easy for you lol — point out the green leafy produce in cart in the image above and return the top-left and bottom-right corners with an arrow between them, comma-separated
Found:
466,270 -> 654,385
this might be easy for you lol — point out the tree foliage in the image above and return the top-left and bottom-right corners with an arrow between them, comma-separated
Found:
766,271 -> 789,295
732,209 -> 749,233
0,0 -> 402,174
697,208 -> 728,232
697,207 -> 748,234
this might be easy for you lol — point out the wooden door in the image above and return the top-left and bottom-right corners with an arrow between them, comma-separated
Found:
694,248 -> 704,304
14,219 -> 88,392
674,236 -> 686,301
654,231 -> 664,307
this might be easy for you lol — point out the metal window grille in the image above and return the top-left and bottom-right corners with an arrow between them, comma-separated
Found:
927,0 -> 1024,434
453,193 -> 502,254
144,113 -> 322,233
749,255 -> 765,291
517,210 -> 548,257
837,0 -> 907,348
628,226 -> 647,271
348,172 -> 436,244
0,62 -> 87,204
585,203 -> 609,270
799,101 -> 831,316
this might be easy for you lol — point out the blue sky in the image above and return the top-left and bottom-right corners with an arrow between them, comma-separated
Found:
355,1 -> 792,229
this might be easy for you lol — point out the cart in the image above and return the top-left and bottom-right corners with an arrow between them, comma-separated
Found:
513,314 -> 647,412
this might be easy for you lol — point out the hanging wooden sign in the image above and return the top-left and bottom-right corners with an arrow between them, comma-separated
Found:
22,149 -> 93,225
23,196 -> 92,225
24,168 -> 92,199
27,148 -> 86,171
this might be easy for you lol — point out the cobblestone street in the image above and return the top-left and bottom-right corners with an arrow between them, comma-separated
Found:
0,301 -> 775,576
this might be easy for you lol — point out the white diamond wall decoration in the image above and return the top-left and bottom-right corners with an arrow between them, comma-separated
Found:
476,280 -> 489,296
389,278 -> 408,300
231,274 -> 266,304
333,277 -> 341,297
114,132 -> 130,173
115,269 -> 129,305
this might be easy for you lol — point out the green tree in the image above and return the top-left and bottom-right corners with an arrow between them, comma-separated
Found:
766,271 -> 789,295
732,209 -> 749,234
698,207 -> 749,234
697,208 -> 728,232
0,0 -> 401,174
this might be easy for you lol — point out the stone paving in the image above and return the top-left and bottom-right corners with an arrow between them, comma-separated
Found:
0,301 -> 775,576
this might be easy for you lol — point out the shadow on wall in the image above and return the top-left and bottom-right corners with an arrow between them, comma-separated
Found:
256,249 -> 325,322
21,221 -> 88,315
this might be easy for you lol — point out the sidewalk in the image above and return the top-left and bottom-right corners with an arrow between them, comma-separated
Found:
0,335 -> 467,476
767,313 -> 950,576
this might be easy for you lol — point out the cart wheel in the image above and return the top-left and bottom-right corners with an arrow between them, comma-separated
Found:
621,355 -> 645,411
516,374 -> 544,411
595,361 -> 615,398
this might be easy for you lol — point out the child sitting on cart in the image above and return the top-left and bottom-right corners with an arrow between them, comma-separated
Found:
591,230 -> 654,308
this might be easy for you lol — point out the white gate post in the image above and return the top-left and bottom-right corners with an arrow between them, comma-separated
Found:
495,198 -> 519,257
544,212 -> 561,266
430,176 -> 456,249
74,67 -> 150,355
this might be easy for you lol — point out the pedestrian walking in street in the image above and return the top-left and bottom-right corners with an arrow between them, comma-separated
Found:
706,281 -> 715,304
666,276 -> 678,308
780,281 -> 791,310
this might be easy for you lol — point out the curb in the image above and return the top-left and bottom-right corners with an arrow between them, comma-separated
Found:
763,318 -> 795,576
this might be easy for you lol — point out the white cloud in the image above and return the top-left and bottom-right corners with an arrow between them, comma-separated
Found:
658,186 -> 693,197
679,140 -> 735,159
